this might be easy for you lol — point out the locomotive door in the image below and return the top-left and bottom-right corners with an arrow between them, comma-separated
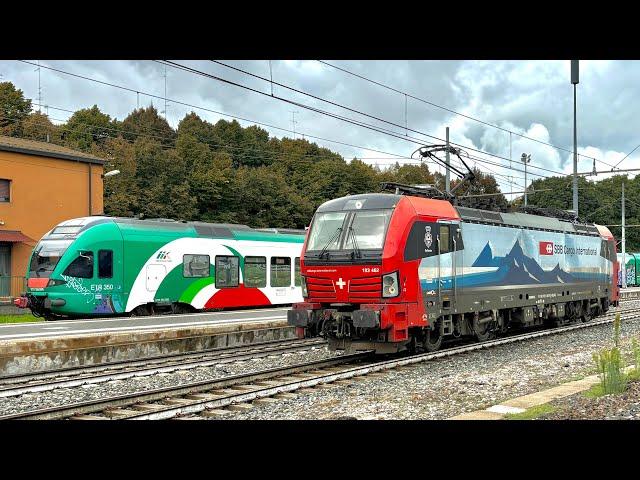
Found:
437,222 -> 459,310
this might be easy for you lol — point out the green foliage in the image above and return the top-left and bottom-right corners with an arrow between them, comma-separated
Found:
62,105 -> 114,152
0,314 -> 40,324
1,79 -> 523,230
504,403 -> 556,420
527,174 -> 640,250
0,82 -> 32,136
591,313 -> 627,395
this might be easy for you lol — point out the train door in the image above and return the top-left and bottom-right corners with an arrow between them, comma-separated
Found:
146,264 -> 166,292
437,222 -> 460,311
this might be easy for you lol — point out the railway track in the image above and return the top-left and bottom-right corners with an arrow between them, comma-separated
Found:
0,337 -> 325,398
3,305 -> 639,420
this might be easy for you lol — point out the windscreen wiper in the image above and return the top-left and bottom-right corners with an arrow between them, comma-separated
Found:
347,226 -> 362,259
318,227 -> 343,259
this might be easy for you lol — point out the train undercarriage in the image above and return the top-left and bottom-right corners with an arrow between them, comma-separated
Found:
294,297 -> 612,354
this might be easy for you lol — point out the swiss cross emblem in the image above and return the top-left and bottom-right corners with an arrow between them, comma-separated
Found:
335,278 -> 346,290
539,241 -> 554,255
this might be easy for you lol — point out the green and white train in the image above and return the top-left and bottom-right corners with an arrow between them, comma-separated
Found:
16,216 -> 305,319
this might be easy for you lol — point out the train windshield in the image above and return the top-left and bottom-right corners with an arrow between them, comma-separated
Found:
344,209 -> 393,250
307,212 -> 348,252
306,209 -> 393,252
28,239 -> 73,278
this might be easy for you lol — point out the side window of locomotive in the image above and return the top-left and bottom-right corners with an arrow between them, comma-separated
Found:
63,251 -> 94,278
294,257 -> 301,286
244,256 -> 266,288
98,250 -> 113,278
183,254 -> 210,278
271,257 -> 291,287
439,225 -> 450,254
215,256 -> 239,287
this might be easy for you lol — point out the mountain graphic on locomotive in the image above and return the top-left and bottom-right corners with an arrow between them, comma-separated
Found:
16,216 -> 305,319
288,186 -> 620,354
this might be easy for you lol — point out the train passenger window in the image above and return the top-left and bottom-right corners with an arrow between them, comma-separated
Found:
271,257 -> 291,287
183,254 -> 210,278
215,256 -> 239,288
439,226 -> 450,254
294,257 -> 301,286
244,256 -> 266,288
98,250 -> 113,278
63,251 -> 94,278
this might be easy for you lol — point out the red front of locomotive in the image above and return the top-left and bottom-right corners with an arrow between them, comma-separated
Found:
288,193 -> 459,353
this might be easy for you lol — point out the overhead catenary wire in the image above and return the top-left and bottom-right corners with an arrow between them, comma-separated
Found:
19,59 -> 559,185
17,60 -> 414,164
316,60 -> 618,170
162,60 -> 564,178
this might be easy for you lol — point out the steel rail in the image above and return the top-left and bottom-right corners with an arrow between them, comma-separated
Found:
0,352 -> 374,420
0,338 -> 324,398
3,305 -> 637,421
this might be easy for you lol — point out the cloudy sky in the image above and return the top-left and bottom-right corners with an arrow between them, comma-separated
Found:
2,59 -> 637,198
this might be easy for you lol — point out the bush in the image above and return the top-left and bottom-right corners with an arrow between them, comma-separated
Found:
592,313 -> 627,395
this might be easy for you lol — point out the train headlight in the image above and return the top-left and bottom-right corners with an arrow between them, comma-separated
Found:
301,276 -> 308,298
382,271 -> 399,298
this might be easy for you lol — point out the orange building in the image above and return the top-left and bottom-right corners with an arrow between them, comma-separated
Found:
0,136 -> 105,300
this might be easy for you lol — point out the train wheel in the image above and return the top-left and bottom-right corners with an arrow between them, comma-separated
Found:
473,317 -> 495,342
423,328 -> 442,352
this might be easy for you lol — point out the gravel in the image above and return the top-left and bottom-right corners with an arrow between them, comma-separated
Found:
540,380 -> 640,420
0,345 -> 342,416
4,302 -> 640,419
218,303 -> 640,420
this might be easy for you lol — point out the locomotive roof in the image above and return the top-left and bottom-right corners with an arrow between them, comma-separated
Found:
315,194 -> 607,238
455,206 -> 601,236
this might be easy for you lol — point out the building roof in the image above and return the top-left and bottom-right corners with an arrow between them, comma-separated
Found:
0,135 -> 105,165
0,230 -> 35,244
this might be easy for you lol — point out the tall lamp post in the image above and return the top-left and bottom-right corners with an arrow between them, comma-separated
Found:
571,60 -> 579,218
521,153 -> 531,206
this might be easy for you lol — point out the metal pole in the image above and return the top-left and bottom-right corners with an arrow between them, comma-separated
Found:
573,84 -> 578,217
622,181 -> 627,289
571,60 -> 580,218
445,127 -> 450,195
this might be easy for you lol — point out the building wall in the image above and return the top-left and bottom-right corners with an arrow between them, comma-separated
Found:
0,151 -> 104,284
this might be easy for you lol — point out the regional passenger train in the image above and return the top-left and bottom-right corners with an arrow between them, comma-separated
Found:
16,216 -> 305,319
288,186 -> 620,354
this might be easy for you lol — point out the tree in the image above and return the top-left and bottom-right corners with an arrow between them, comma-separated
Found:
62,105 -> 114,152
0,82 -> 32,136
121,106 -> 175,146
452,167 -> 508,211
20,111 -> 61,144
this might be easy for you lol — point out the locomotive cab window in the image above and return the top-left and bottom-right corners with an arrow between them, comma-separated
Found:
271,257 -> 291,287
215,256 -> 239,288
439,225 -> 450,254
98,250 -> 113,278
63,251 -> 94,278
183,254 -> 210,278
244,256 -> 266,288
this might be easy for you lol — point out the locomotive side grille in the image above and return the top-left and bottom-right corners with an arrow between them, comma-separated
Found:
349,276 -> 382,300
306,276 -> 337,299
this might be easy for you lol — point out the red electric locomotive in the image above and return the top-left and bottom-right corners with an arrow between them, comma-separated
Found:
288,185 -> 619,354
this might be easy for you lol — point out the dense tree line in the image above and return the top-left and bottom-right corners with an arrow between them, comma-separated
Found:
3,80 -> 635,250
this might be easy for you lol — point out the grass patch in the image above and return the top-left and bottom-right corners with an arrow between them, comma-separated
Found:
505,403 -> 557,420
592,312 -> 627,395
0,314 -> 41,324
